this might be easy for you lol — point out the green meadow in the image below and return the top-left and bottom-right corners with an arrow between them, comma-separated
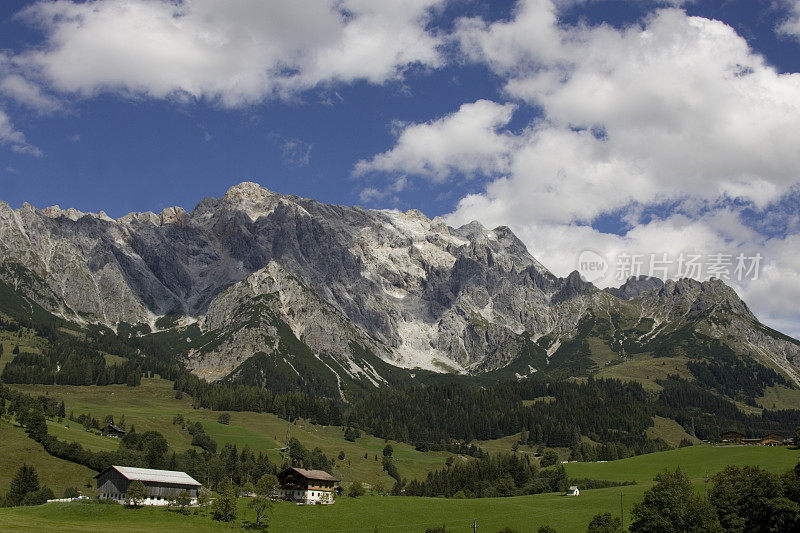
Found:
0,445 -> 796,532
6,377 -> 451,488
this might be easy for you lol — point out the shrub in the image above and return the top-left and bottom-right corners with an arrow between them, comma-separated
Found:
126,480 -> 147,507
212,480 -> 238,522
540,449 -> 560,467
586,513 -> 621,533
348,481 -> 366,498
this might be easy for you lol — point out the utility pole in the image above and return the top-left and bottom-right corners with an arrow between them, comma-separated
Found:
620,490 -> 624,532
473,518 -> 477,533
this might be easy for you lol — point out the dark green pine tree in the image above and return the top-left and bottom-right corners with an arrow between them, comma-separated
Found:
24,409 -> 48,443
9,464 -> 39,505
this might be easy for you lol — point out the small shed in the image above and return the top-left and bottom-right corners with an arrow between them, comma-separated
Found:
95,465 -> 201,506
279,467 -> 339,504
566,486 -> 580,496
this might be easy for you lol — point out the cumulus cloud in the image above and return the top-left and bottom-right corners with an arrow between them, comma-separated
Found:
354,100 -> 517,182
456,3 -> 800,215
357,0 -> 800,335
0,110 -> 43,157
15,0 -> 445,107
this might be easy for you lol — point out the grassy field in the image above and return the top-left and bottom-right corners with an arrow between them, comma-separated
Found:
7,377 -> 451,488
0,420 -> 96,496
594,355 -> 691,391
758,384 -> 800,411
0,330 -> 45,375
475,415 -> 696,457
565,444 -> 797,486
645,416 -> 695,447
5,376 -> 723,491
0,445 -> 796,532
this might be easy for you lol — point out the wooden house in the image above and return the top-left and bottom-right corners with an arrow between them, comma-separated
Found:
761,433 -> 787,446
720,431 -> 746,444
95,465 -> 201,505
278,467 -> 339,504
101,424 -> 126,438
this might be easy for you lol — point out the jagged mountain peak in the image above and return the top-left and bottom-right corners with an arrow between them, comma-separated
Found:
605,275 -> 665,300
222,181 -> 280,203
1,184 -> 798,393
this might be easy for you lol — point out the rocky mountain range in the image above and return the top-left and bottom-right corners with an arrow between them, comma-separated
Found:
1,182 -> 798,399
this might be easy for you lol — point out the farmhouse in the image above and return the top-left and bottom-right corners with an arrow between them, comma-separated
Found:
720,431 -> 746,444
95,466 -> 201,505
566,486 -> 580,496
101,424 -> 126,438
761,433 -> 788,446
279,467 -> 338,504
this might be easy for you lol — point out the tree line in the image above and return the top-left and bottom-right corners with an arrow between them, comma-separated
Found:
656,375 -> 800,440
400,452 -> 632,499
346,378 -> 661,450
626,464 -> 800,532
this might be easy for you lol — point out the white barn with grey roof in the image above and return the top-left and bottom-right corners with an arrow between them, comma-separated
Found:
95,466 -> 201,505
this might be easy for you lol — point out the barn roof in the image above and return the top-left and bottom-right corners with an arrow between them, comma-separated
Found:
95,466 -> 201,486
283,467 -> 339,482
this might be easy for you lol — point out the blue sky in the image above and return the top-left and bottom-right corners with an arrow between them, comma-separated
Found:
2,0 -> 800,335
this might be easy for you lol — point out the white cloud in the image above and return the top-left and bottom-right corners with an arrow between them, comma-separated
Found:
359,176 -> 408,204
0,74 -> 61,113
778,0 -> 800,40
456,3 -> 800,214
365,5 -> 800,222
354,100 -> 517,182
0,109 -> 42,157
357,0 -> 800,336
280,138 -> 313,167
16,0 -> 445,107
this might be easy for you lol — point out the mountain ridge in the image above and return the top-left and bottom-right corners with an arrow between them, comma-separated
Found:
1,182 -> 798,399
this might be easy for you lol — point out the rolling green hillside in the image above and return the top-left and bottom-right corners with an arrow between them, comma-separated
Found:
0,446 -> 796,532
5,377 -> 451,489
0,420 -> 95,496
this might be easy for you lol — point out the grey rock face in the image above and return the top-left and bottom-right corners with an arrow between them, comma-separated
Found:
605,275 -> 665,300
1,182 -> 798,386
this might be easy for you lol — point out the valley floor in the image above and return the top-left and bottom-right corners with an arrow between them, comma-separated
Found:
0,446 -> 796,532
